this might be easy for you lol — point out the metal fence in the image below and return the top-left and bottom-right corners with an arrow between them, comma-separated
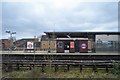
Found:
95,41 -> 119,53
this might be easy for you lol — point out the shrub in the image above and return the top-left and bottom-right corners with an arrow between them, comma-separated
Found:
112,61 -> 120,78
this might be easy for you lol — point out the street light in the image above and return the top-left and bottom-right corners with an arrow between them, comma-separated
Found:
6,30 -> 16,52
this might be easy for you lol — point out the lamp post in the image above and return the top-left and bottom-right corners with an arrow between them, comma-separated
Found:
47,36 -> 50,53
6,30 -> 16,52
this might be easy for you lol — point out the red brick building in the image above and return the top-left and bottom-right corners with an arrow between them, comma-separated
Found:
1,39 -> 10,50
15,38 -> 40,50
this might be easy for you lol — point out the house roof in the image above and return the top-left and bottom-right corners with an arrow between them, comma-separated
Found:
16,38 -> 36,42
0,39 -> 10,42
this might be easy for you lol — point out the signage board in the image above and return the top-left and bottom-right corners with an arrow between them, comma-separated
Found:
27,42 -> 34,49
81,43 -> 87,49
80,40 -> 88,53
70,42 -> 74,48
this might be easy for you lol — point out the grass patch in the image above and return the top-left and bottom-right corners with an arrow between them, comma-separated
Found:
2,67 -> 118,78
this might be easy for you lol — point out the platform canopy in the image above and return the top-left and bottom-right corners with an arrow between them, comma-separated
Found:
44,32 -> 120,38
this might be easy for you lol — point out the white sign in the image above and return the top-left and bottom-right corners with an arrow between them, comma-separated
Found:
65,50 -> 69,53
81,43 -> 87,49
27,42 -> 34,49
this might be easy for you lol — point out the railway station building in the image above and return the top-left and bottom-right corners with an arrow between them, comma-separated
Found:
44,32 -> 120,53
1,32 -> 120,53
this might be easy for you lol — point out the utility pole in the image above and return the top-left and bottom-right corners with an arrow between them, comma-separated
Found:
5,30 -> 16,69
33,36 -> 36,68
49,24 -> 56,77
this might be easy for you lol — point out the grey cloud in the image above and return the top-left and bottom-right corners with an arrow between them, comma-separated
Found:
2,2 -> 118,39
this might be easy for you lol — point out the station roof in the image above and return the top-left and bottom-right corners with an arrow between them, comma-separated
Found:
44,32 -> 120,38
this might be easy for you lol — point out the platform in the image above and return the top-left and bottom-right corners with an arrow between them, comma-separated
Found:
1,51 -> 119,55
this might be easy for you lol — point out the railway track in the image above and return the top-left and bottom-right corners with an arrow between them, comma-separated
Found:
2,54 -> 120,72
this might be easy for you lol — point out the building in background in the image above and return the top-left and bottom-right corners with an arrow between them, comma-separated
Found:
1,39 -> 10,50
13,38 -> 40,51
44,32 -> 120,53
1,32 -> 120,53
40,35 -> 56,51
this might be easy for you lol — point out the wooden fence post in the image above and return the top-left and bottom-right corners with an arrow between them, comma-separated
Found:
54,64 -> 58,72
80,65 -> 82,72
16,64 -> 20,70
41,64 -> 44,72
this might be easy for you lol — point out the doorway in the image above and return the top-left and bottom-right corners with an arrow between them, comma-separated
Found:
64,41 -> 70,53
75,40 -> 80,52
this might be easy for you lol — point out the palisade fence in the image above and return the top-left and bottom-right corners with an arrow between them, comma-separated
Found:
95,40 -> 120,53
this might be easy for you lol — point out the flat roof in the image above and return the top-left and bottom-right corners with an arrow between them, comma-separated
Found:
44,32 -> 120,38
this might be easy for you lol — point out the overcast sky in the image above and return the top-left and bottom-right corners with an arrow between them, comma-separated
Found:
1,0 -> 119,39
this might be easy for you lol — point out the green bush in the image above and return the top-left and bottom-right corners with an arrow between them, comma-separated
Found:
112,61 -> 120,78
